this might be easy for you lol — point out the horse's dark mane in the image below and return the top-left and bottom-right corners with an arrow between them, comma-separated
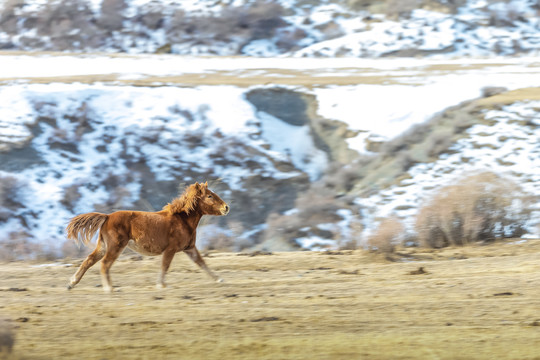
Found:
162,184 -> 199,215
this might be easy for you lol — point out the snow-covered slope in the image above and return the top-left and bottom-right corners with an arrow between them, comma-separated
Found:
294,3 -> 540,58
0,54 -> 539,256
0,0 -> 539,58
361,100 -> 540,236
0,82 -> 328,254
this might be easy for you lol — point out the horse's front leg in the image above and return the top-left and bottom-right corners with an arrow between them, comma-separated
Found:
184,247 -> 223,283
157,249 -> 176,289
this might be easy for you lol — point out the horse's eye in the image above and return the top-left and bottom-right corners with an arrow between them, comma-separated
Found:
207,195 -> 213,199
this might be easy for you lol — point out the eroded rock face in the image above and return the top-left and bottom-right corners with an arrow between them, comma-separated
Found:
246,87 -> 359,165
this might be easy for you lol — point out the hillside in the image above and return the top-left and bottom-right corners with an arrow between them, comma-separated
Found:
1,240 -> 540,359
0,0 -> 539,58
0,54 -> 539,256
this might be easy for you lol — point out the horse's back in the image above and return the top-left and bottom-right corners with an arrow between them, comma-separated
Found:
103,210 -> 172,254
102,210 -> 168,236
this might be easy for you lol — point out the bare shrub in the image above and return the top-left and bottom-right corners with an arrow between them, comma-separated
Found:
262,184 -> 359,250
321,155 -> 373,193
438,0 -> 468,13
416,172 -> 534,248
98,0 -> 126,32
0,175 -> 25,222
368,217 -> 404,253
481,86 -> 508,98
384,0 -> 423,19
36,0 -> 101,50
346,0 -> 374,11
425,128 -> 454,158
381,122 -> 431,156
61,239 -> 89,259
60,184 -> 82,212
488,2 -> 526,27
136,3 -> 165,30
166,0 -> 285,51
0,0 -> 23,34
239,0 -> 285,40
0,231 -> 39,261
196,223 -> 240,252
202,232 -> 235,252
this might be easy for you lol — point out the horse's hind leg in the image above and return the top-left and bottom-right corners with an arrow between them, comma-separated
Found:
100,236 -> 128,293
67,235 -> 105,290
184,247 -> 223,283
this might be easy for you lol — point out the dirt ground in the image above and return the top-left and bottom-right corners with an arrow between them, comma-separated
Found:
1,240 -> 540,360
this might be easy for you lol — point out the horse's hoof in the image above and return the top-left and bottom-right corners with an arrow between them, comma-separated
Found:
156,283 -> 167,289
216,278 -> 224,283
67,284 -> 73,290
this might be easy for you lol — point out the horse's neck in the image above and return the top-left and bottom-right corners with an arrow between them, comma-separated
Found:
181,211 -> 203,232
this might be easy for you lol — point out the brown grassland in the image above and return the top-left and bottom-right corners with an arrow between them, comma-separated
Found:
1,240 -> 539,360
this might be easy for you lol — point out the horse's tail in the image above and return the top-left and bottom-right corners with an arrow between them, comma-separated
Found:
66,212 -> 108,246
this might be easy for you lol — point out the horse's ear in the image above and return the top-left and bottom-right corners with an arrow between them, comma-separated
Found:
203,181 -> 208,188
193,182 -> 204,195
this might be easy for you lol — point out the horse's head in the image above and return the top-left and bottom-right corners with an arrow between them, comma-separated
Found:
196,182 -> 229,216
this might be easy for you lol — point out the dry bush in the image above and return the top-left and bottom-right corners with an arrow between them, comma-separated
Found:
197,223 -> 239,252
384,0 -> 423,19
201,233 -> 235,252
348,0 -> 469,14
481,86 -> 508,98
381,122 -> 431,156
368,217 -> 404,253
61,239 -> 89,259
438,0 -> 468,13
425,128 -> 454,158
0,231 -> 41,261
321,156 -> 374,193
60,184 -> 82,212
134,2 -> 166,30
262,183 -> 359,249
0,0 -> 23,34
0,175 -> 25,222
239,0 -> 286,40
36,0 -> 101,50
416,172 -> 534,248
166,0 -> 285,49
98,0 -> 126,32
488,2 -> 527,27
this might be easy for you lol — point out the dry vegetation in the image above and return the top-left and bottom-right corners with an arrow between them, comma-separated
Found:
0,0 -> 291,53
416,172 -> 534,248
367,216 -> 404,253
1,240 -> 540,359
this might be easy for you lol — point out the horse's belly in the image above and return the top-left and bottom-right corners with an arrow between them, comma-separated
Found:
127,240 -> 163,256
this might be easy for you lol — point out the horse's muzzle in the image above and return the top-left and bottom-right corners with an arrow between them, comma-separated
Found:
221,205 -> 230,215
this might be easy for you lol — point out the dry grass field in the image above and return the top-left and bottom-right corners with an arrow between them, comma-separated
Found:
1,240 -> 539,360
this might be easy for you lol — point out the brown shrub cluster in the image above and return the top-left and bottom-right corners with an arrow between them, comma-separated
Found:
368,216 -> 404,253
415,172 -> 534,248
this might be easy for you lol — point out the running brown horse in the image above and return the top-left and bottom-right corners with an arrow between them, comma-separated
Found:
66,182 -> 229,293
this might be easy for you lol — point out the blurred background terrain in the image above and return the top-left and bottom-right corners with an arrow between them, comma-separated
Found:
0,0 -> 539,259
